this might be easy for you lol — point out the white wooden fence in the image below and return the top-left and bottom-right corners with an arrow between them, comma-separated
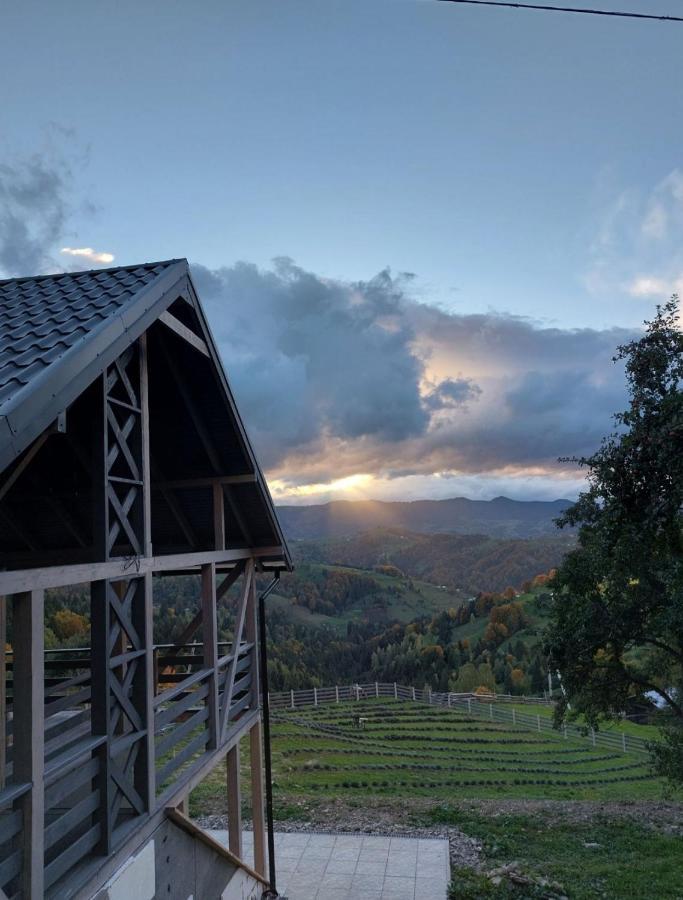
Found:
268,682 -> 650,755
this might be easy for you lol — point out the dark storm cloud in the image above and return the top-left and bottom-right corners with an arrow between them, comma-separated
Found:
192,258 -> 638,484
0,156 -> 71,276
192,259 -> 430,466
423,377 -> 482,411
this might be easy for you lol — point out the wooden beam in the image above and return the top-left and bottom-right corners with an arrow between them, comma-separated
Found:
159,310 -> 210,357
162,562 -> 246,657
0,546 -> 283,594
13,590 -> 45,898
139,333 -> 153,557
201,563 -> 219,750
226,742 -> 242,858
0,428 -> 51,503
213,482 -> 225,551
0,596 -> 5,791
250,720 -> 267,878
166,807 -> 269,888
151,460 -> 198,550
152,474 -> 257,491
158,335 -> 222,473
219,561 -> 254,742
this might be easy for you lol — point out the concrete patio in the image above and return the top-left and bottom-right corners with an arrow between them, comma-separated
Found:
209,830 -> 451,899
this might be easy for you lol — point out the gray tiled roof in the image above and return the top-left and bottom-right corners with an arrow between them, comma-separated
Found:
0,261 -> 176,409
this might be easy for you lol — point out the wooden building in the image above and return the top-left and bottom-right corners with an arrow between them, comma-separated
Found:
0,260 -> 291,898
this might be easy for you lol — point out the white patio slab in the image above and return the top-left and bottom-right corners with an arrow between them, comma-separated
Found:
207,830 -> 450,900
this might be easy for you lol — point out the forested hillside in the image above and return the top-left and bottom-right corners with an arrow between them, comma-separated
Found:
293,528 -> 571,594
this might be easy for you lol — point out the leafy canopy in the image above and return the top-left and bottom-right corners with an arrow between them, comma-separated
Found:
546,299 -> 683,767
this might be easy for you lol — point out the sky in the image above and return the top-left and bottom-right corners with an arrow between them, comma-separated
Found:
1,0 -> 683,504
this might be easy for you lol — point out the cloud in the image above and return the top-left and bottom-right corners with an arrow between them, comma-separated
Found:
627,275 -> 683,298
193,258 -> 637,500
60,246 -> 114,265
423,377 -> 481,411
587,169 -> 683,300
0,155 -> 71,277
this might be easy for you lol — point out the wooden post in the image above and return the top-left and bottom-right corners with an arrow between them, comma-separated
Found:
213,482 -> 225,551
290,689 -> 295,709
135,572 -> 155,811
201,563 -> 219,749
467,698 -> 472,715
412,686 -> 416,701
0,595 -> 5,790
226,743 -> 242,858
375,681 -> 379,698
335,685 -> 339,703
90,580 -> 113,854
591,727 -> 596,747
512,708 -> 516,726
244,566 -> 259,717
139,333 -> 152,558
393,682 -> 398,700
250,721 -> 266,876
13,590 -> 44,899
490,703 -> 493,720
537,714 -> 541,733
622,733 -> 627,753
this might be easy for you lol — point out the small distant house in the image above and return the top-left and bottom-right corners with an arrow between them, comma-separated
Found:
0,260 -> 291,898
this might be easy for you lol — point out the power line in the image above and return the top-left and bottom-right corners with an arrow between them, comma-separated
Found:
436,0 -> 683,22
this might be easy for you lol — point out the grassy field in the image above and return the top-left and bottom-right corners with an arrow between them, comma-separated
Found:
191,699 -> 682,898
265,699 -> 664,802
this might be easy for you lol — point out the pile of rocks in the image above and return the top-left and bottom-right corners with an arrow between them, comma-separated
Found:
486,862 -> 567,899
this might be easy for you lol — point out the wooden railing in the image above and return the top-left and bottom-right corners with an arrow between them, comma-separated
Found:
0,557 -> 261,898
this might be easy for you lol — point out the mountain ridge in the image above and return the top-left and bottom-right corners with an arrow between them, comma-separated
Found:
276,495 -> 573,540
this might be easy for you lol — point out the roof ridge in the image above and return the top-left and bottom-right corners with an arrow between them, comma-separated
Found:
0,258 -> 185,286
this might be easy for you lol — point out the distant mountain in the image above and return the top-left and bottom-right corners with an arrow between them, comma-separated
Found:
277,496 -> 572,541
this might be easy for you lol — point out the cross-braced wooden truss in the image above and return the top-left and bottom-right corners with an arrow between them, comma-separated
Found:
91,575 -> 153,851
103,343 -> 147,560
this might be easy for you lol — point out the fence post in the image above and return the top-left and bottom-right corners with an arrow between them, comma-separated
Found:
290,689 -> 295,709
428,689 -> 432,704
489,703 -> 493,720
537,714 -> 541,732
314,687 -> 318,706
448,693 -> 451,708
335,685 -> 339,703
512,708 -> 516,726
563,724 -> 568,740
375,681 -> 379,698
467,698 -> 472,715
591,728 -> 596,747
622,732 -> 627,753
412,686 -> 416,701
393,682 -> 398,700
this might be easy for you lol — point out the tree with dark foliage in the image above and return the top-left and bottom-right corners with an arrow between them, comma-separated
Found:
547,298 -> 683,784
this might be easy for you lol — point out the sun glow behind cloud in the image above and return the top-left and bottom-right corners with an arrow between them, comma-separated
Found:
61,246 -> 115,265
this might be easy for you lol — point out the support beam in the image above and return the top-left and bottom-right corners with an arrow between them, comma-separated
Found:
250,720 -> 267,878
219,561 -> 254,742
13,590 -> 45,899
159,310 -> 210,357
163,563 -> 245,655
152,474 -> 257,491
226,743 -> 242,858
201,563 -> 219,750
139,333 -> 153,558
0,545 -> 284,594
213,482 -> 225,551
